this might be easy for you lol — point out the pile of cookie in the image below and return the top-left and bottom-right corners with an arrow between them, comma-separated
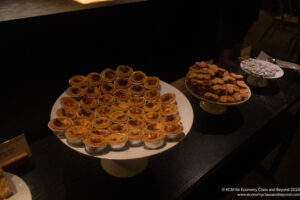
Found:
186,61 -> 250,103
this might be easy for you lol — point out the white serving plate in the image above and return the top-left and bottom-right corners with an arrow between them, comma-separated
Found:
4,172 -> 32,200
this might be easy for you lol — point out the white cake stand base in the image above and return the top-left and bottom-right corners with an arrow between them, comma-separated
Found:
200,101 -> 227,115
247,75 -> 268,87
101,157 -> 149,178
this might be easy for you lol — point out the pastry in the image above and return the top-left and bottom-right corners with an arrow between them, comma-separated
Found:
110,111 -> 128,123
89,128 -> 109,137
85,86 -> 101,98
127,128 -> 144,146
219,95 -> 235,103
100,82 -> 115,94
69,75 -> 88,87
77,107 -> 95,120
95,105 -> 111,117
108,123 -> 127,134
66,86 -> 86,99
80,97 -> 99,109
65,125 -> 89,145
144,122 -> 163,134
204,92 -> 219,101
107,133 -> 128,150
101,68 -> 117,82
159,93 -> 176,104
60,97 -> 79,110
114,78 -> 131,89
163,122 -> 183,140
73,117 -> 92,129
112,101 -> 129,111
92,117 -> 111,129
48,117 -> 73,136
116,65 -> 133,77
142,131 -> 165,149
144,89 -> 160,101
144,101 -> 160,112
127,118 -> 145,130
144,112 -> 161,123
127,107 -> 144,118
56,107 -> 77,120
129,84 -> 146,96
98,94 -> 115,105
84,135 -> 107,154
114,89 -> 130,101
87,72 -> 101,86
162,114 -> 181,124
130,71 -> 146,84
128,96 -> 145,107
144,76 -> 160,89
161,104 -> 178,115
0,173 -> 12,199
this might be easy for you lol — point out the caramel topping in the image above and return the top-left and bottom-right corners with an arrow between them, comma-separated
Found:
147,113 -> 159,119
130,130 -> 140,136
119,66 -> 130,73
53,119 -> 63,127
148,124 -> 160,131
146,102 -> 154,108
130,108 -> 142,114
98,107 -> 110,114
91,130 -> 106,135
96,119 -> 107,124
148,79 -> 157,85
79,109 -> 91,117
131,97 -> 143,103
162,94 -> 172,102
115,91 -> 127,98
105,71 -> 115,79
71,88 -> 80,94
147,133 -> 158,139
103,83 -> 113,91
91,74 -> 100,81
149,90 -> 158,97
164,124 -> 179,132
165,115 -> 175,122
73,79 -> 82,83
116,114 -> 126,120
112,125 -> 123,131
134,73 -> 145,81
129,119 -> 140,126
87,87 -> 95,94
90,136 -> 103,143
83,98 -> 93,104
117,79 -> 129,86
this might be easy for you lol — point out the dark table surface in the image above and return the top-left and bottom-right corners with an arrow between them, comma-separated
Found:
6,60 -> 300,200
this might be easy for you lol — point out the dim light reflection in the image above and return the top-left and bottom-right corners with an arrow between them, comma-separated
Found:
73,0 -> 112,5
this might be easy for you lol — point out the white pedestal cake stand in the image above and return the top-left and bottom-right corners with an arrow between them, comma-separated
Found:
50,81 -> 193,178
185,79 -> 251,115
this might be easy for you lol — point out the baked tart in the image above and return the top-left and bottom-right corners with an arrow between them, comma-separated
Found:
95,105 -> 111,117
48,117 -> 73,136
127,128 -> 144,146
144,112 -> 161,123
85,86 -> 101,98
129,84 -> 145,96
162,114 -> 181,124
110,111 -> 128,123
127,107 -> 144,118
130,71 -> 146,84
114,78 -> 131,89
98,94 -> 115,105
144,76 -> 160,89
69,75 -> 88,87
161,104 -> 178,115
92,117 -> 111,129
163,122 -> 183,140
100,82 -> 115,94
114,89 -> 130,101
144,122 -> 163,134
116,65 -> 133,77
65,125 -> 89,145
127,118 -> 145,130
142,131 -> 165,149
108,123 -> 127,134
87,72 -> 101,86
80,97 -> 99,109
112,101 -> 129,111
66,86 -> 86,99
89,128 -> 109,137
144,89 -> 160,101
73,117 -> 92,129
84,135 -> 107,154
56,107 -> 77,120
160,93 -> 176,104
144,101 -> 160,112
129,96 -> 145,107
101,68 -> 117,82
78,107 -> 95,120
107,133 -> 128,150
60,97 -> 79,110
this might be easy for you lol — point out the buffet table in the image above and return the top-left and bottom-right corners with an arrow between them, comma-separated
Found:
7,60 -> 300,200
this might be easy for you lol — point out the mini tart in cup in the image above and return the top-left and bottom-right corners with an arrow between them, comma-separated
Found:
65,125 -> 89,145
114,89 -> 130,101
142,131 -> 165,149
56,107 -> 77,120
144,122 -> 163,134
129,84 -> 145,96
87,72 -> 101,86
69,75 -> 88,87
127,107 -> 144,118
144,112 -> 161,123
110,111 -> 128,123
89,128 -> 109,138
144,76 -> 160,89
85,86 -> 101,98
78,107 -> 95,120
84,135 -> 107,154
80,97 -> 99,110
48,117 -> 73,136
116,65 -> 133,77
144,89 -> 161,101
98,94 -> 115,105
114,78 -> 131,89
73,117 -> 92,129
127,129 -> 144,146
161,104 -> 178,116
162,122 -> 183,140
161,114 -> 181,124
144,101 -> 160,112
108,123 -> 127,134
160,93 -> 176,104
100,82 -> 115,94
107,133 -> 128,150
130,71 -> 146,85
92,117 -> 111,129
60,97 -> 79,110
66,86 -> 86,99
95,105 -> 111,117
112,101 -> 129,111
128,96 -> 145,107
101,68 -> 117,82
127,118 -> 145,130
